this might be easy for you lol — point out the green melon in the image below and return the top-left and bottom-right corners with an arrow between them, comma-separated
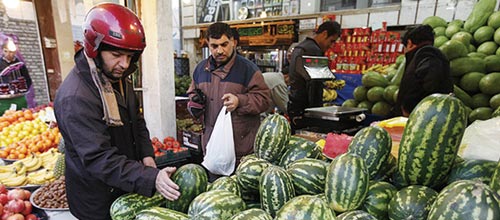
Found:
448,19 -> 464,27
479,72 -> 500,95
474,26 -> 495,44
472,93 -> 492,108
362,72 -> 389,88
254,114 -> 291,163
453,84 -> 474,108
422,16 -> 447,28
484,55 -> 500,72
452,31 -> 473,47
383,85 -> 399,104
388,185 -> 438,220
488,11 -> 500,29
325,153 -> 369,213
275,195 -> 336,220
468,52 -> 487,58
433,36 -> 448,48
362,181 -> 397,220
433,27 -> 446,37
477,41 -> 499,55
428,180 -> 500,220
489,94 -> 500,109
371,101 -> 392,117
229,208 -> 272,220
398,94 -> 467,188
357,101 -> 373,113
439,39 -> 468,60
342,99 -> 359,108
286,158 -> 329,196
260,165 -> 295,217
450,57 -> 486,77
353,86 -> 368,101
337,210 -> 377,220
494,28 -> 500,45
490,159 -> 500,197
493,106 -> 500,117
469,107 -> 493,122
447,159 -> 497,185
445,25 -> 461,39
366,86 -> 385,102
188,190 -> 246,219
469,44 -> 477,53
463,0 -> 496,33
459,72 -> 485,93
165,164 -> 208,213
347,126 -> 392,179
497,47 -> 500,56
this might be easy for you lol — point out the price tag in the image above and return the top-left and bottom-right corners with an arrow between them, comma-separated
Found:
9,104 -> 17,111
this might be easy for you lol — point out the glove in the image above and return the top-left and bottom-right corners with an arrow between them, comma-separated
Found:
187,100 -> 204,119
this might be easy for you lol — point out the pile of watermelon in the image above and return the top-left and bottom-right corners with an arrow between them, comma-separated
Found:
342,58 -> 404,117
108,104 -> 500,219
423,0 -> 500,122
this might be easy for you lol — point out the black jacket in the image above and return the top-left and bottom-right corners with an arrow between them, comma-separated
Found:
396,44 -> 453,115
288,37 -> 325,118
0,57 -> 32,88
54,50 -> 158,220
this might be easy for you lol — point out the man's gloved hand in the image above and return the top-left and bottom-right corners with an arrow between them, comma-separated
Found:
187,101 -> 204,119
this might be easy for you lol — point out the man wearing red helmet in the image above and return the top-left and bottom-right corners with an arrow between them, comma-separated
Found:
54,3 -> 179,219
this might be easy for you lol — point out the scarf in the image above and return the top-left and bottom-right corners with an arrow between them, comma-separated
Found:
85,53 -> 123,127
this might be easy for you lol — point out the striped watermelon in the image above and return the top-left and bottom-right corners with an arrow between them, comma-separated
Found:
236,157 -> 272,195
388,185 -> 438,220
347,126 -> 392,179
390,170 -> 409,190
110,193 -> 166,220
447,159 -> 497,185
398,94 -> 467,188
135,207 -> 188,220
279,136 -> 321,168
325,153 -> 369,213
239,154 -> 258,164
260,165 -> 295,217
337,210 -> 377,220
245,201 -> 262,210
286,158 -> 329,195
165,164 -> 208,213
373,154 -> 397,182
229,208 -> 272,220
428,180 -> 500,220
274,195 -> 336,220
490,159 -> 500,197
207,176 -> 241,197
188,190 -> 246,219
362,181 -> 397,220
254,114 -> 291,163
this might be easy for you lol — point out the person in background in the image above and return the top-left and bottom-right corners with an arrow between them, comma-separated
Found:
262,71 -> 288,114
53,4 -> 179,219
0,38 -> 35,107
287,21 -> 341,132
187,22 -> 271,181
396,25 -> 453,117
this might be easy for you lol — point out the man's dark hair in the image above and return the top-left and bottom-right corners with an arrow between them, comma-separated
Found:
402,25 -> 434,47
315,21 -> 341,37
206,22 -> 234,40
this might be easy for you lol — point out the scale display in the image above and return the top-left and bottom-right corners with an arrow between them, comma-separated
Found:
302,55 -> 335,79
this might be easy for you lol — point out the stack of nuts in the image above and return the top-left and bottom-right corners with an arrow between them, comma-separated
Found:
32,176 -> 68,209
0,185 -> 38,220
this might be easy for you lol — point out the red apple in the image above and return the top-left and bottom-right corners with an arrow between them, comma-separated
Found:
4,200 -> 24,213
1,210 -> 13,220
0,185 -> 6,194
0,195 -> 7,205
7,190 -> 25,201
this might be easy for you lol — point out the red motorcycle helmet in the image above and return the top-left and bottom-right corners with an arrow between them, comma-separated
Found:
83,3 -> 146,60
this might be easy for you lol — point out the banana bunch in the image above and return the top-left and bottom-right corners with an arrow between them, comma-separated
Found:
362,64 -> 394,75
27,168 -> 56,185
0,161 -> 28,187
322,89 -> 338,102
40,148 -> 61,170
0,173 -> 27,187
324,79 -> 346,90
18,153 -> 43,172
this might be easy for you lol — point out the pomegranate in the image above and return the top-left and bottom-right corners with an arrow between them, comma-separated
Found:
4,200 -> 24,213
0,195 -> 7,205
5,213 -> 24,220
21,201 -> 31,216
21,191 -> 30,202
6,190 -> 25,201
0,185 -> 6,194
24,214 -> 37,220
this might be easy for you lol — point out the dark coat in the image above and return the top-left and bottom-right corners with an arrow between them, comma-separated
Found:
0,57 -> 32,88
54,50 -> 158,220
288,37 -> 325,118
397,44 -> 453,115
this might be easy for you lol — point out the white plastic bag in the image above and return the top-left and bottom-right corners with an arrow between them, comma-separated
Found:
458,117 -> 500,162
202,106 -> 235,175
